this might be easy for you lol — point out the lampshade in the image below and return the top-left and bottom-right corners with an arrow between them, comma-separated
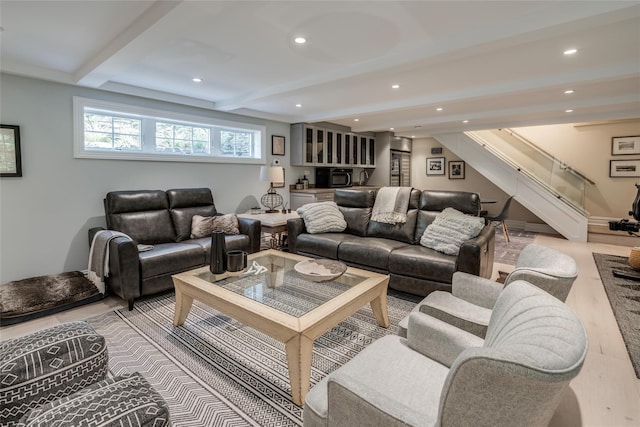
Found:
260,166 -> 284,183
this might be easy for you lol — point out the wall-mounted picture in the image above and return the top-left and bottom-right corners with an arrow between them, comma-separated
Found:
426,157 -> 445,175
610,159 -> 640,177
612,136 -> 640,155
272,135 -> 285,156
0,125 -> 22,177
448,160 -> 465,179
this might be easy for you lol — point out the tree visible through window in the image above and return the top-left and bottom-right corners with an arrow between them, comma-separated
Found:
156,122 -> 210,155
84,112 -> 141,151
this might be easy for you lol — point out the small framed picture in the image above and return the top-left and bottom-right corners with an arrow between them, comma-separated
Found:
272,135 -> 285,156
426,157 -> 445,175
610,159 -> 640,178
448,160 -> 465,179
612,136 -> 640,155
0,125 -> 22,177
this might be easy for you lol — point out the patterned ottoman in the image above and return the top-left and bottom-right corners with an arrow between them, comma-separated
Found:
18,372 -> 171,426
0,321 -> 108,427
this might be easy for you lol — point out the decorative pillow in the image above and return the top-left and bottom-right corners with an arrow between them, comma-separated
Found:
297,201 -> 347,234
420,207 -> 485,255
190,213 -> 240,238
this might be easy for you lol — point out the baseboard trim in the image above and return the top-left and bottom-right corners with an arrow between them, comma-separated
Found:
503,220 -> 558,235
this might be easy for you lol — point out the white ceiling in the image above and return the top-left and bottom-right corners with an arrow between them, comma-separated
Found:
1,1 -> 639,138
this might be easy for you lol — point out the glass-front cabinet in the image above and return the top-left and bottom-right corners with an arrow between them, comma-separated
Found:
291,123 -> 376,167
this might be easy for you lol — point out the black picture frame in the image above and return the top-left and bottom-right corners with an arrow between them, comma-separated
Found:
0,125 -> 22,177
612,136 -> 640,155
426,157 -> 445,175
610,159 -> 640,178
272,135 -> 285,156
448,160 -> 465,179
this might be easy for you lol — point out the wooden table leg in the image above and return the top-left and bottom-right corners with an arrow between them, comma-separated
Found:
370,291 -> 390,328
173,283 -> 194,326
285,334 -> 314,406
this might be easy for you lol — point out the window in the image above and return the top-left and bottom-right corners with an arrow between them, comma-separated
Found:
74,97 -> 265,164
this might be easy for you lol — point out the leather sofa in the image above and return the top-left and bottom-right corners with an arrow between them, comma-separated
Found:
89,188 -> 261,309
287,188 -> 495,297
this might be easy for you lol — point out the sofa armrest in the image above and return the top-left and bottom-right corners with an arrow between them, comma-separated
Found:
286,218 -> 307,254
457,224 -> 495,278
451,271 -> 503,309
326,370 -> 425,427
407,312 -> 484,367
237,216 -> 261,253
105,236 -> 141,302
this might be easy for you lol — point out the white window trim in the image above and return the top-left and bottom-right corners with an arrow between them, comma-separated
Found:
73,96 -> 266,164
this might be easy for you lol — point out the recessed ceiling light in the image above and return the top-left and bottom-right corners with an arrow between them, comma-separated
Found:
411,135 -> 416,138
354,118 -> 359,122
436,107 -> 443,111
564,48 -> 577,55
564,89 -> 575,94
565,109 -> 574,113
295,104 -> 302,108
463,120 -> 469,124
391,84 -> 400,89
390,127 -> 395,131
192,77 -> 202,83
294,36 -> 306,44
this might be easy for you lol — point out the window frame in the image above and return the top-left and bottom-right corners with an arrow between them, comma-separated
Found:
73,96 -> 266,164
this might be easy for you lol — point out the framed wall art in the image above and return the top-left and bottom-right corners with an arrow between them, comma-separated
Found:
610,159 -> 640,178
0,125 -> 22,177
448,160 -> 465,179
612,136 -> 640,155
426,157 -> 445,175
272,135 -> 285,156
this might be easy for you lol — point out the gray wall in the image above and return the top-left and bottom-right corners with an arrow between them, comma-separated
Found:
0,73 -> 297,282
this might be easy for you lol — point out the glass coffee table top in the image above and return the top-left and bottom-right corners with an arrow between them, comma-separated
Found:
195,252 -> 367,317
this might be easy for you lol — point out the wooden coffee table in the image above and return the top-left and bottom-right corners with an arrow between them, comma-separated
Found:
171,249 -> 389,406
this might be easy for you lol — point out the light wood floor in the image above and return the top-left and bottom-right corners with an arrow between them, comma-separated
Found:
1,234 -> 638,426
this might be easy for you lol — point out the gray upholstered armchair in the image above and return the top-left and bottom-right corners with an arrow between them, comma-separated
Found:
304,280 -> 588,427
398,243 -> 578,338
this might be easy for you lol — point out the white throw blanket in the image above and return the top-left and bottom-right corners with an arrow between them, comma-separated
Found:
371,186 -> 412,224
87,230 -> 129,294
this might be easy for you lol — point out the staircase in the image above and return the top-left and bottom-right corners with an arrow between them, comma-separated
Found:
434,131 -> 589,242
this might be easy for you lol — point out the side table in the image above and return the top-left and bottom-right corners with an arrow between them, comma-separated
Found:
237,211 -> 300,249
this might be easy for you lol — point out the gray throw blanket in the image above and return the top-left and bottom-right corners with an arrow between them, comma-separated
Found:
87,230 -> 129,294
371,186 -> 412,224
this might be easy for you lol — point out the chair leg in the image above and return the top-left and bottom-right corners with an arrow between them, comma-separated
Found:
501,221 -> 510,243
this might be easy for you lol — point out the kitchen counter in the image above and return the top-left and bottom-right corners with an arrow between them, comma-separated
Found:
289,186 -> 379,210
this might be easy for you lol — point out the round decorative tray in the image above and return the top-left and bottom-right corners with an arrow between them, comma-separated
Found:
294,259 -> 347,282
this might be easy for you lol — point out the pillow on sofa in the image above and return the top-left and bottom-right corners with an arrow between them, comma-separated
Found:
420,207 -> 485,255
190,213 -> 240,238
297,201 -> 347,234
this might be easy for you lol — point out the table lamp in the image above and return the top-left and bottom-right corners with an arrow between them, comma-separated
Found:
260,166 -> 284,213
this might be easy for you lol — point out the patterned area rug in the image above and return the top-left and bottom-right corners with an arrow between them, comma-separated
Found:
592,253 -> 640,379
86,291 -> 415,426
492,228 -> 536,265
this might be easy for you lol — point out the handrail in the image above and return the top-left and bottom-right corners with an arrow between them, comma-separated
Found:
466,130 -> 589,217
500,128 -> 596,185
